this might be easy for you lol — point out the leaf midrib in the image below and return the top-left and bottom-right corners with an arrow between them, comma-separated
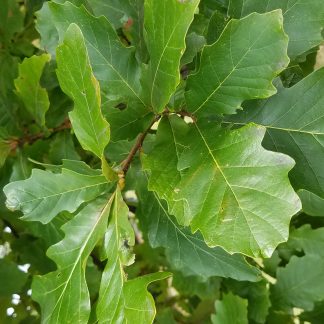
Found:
43,198 -> 112,323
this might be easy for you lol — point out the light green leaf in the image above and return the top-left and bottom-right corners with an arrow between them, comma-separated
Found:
298,190 -> 324,216
4,167 -> 109,223
96,188 -> 170,323
142,0 -> 199,112
185,11 -> 289,116
137,181 -> 261,281
228,68 -> 324,201
271,255 -> 324,311
49,1 -> 144,106
122,272 -> 172,322
228,0 -> 324,58
14,54 -> 51,126
32,198 -> 112,324
211,293 -> 248,324
56,23 -> 110,159
144,118 -> 301,257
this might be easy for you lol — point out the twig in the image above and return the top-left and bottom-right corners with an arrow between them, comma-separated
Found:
121,115 -> 161,174
8,119 -> 71,151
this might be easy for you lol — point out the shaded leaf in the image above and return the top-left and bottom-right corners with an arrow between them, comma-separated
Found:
0,259 -> 28,297
185,11 -> 289,117
0,140 -> 11,168
14,54 -> 51,126
56,24 -> 110,159
142,0 -> 199,112
271,255 -> 324,311
298,190 -> 324,216
105,102 -> 154,142
4,166 -> 109,223
48,130 -> 80,164
90,0 -> 148,61
287,224 -> 324,256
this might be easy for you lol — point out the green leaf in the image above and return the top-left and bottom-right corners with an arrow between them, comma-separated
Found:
0,259 -> 28,297
56,24 -> 110,159
49,1 -> 144,106
181,32 -> 206,66
0,0 -> 24,44
229,68 -> 324,201
96,188 -> 170,323
137,180 -> 261,281
144,117 -> 300,257
48,130 -> 80,164
142,115 -> 188,220
32,198 -> 112,324
90,0 -> 148,61
142,0 -> 199,112
185,11 -> 289,116
225,279 -> 271,323
298,190 -> 324,216
271,255 -> 324,311
105,102 -> 154,142
14,54 -> 51,126
287,224 -> 324,256
211,293 -> 248,324
228,0 -> 324,58
4,166 -> 110,223
0,139 -> 11,168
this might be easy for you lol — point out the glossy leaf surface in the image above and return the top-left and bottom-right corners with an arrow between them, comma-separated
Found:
56,24 -> 110,158
185,11 -> 289,116
4,166 -> 109,223
144,117 -> 301,257
228,0 -> 324,58
137,182 -> 261,281
142,0 -> 199,112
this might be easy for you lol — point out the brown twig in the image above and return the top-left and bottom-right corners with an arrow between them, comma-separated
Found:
121,115 -> 161,174
8,119 -> 71,151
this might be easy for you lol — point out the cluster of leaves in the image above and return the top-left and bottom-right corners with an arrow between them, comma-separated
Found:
1,0 -> 324,323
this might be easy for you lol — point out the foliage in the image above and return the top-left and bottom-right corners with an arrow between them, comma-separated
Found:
0,0 -> 324,323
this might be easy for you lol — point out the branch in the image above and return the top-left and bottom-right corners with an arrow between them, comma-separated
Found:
121,115 -> 161,174
9,119 -> 71,151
